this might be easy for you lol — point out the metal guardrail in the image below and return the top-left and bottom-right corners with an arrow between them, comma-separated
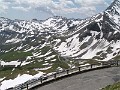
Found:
6,60 -> 120,90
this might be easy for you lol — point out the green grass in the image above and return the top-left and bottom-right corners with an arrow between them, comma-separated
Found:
101,82 -> 120,90
92,56 -> 104,60
0,55 -> 69,80
0,67 -> 38,80
0,51 -> 32,62
0,45 -> 15,51
0,64 -> 38,80
41,57 -> 70,73
85,59 -> 100,65
40,46 -> 51,55
113,55 -> 120,60
0,44 -> 70,80
22,61 -> 45,70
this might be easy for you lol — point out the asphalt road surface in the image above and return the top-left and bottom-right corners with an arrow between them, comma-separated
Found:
35,67 -> 120,90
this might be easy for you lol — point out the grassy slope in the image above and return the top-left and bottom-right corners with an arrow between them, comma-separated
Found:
101,82 -> 120,90
0,59 -> 69,80
0,51 -> 32,62
0,48 -> 70,80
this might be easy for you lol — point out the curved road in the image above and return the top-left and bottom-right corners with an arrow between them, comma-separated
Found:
35,67 -> 120,90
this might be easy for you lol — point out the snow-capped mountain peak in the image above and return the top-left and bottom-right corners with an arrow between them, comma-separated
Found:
105,0 -> 120,26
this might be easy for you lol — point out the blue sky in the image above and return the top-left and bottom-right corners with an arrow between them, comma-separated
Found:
0,0 -> 113,20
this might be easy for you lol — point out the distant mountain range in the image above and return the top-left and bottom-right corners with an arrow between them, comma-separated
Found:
0,0 -> 120,82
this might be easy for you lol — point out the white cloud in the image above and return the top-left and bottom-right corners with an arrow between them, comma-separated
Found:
0,1 -> 9,13
12,6 -> 31,12
13,0 -> 52,8
74,0 -> 108,7
50,0 -> 108,17
0,0 -> 112,18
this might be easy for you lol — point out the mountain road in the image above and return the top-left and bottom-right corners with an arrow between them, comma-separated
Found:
34,67 -> 120,90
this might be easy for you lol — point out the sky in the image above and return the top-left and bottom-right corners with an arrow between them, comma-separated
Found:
0,0 -> 113,20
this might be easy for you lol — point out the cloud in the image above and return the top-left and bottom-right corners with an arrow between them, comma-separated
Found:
74,0 -> 108,7
71,0 -> 109,17
0,0 -> 9,13
0,0 -> 112,18
49,0 -> 108,17
36,6 -> 56,16
12,6 -> 31,12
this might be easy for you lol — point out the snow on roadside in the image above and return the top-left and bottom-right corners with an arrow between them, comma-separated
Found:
0,72 -> 44,90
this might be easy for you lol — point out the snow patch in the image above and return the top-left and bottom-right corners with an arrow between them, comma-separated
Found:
5,38 -> 22,43
0,72 -> 43,90
1,61 -> 20,67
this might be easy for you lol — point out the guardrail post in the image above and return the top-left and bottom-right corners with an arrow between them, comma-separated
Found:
40,78 -> 43,83
54,73 -> 57,79
116,61 -> 119,66
91,64 -> 93,69
101,62 -> 103,66
67,70 -> 69,75
78,67 -> 81,71
27,84 -> 28,90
